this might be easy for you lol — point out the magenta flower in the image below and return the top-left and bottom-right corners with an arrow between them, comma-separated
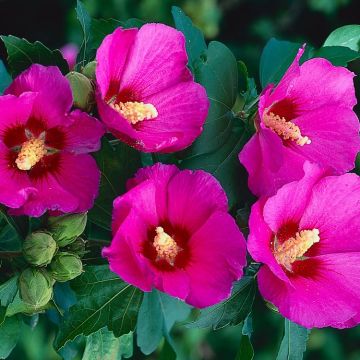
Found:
239,47 -> 360,197
95,24 -> 209,153
102,163 -> 246,308
0,64 -> 105,217
60,43 -> 79,71
248,162 -> 360,328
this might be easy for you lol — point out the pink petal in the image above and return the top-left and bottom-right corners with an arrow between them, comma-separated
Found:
152,269 -> 190,300
167,169 -> 228,232
103,208 -> 153,291
60,43 -> 78,71
291,106 -> 360,174
120,23 -> 192,98
6,64 -> 73,127
62,109 -> 105,154
185,211 -> 246,308
300,173 -> 360,255
95,27 -> 138,97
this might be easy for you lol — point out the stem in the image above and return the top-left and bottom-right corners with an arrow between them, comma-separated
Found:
0,251 -> 23,259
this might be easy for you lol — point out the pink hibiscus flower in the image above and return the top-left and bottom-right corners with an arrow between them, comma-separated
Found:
0,64 -> 105,217
102,163 -> 246,308
60,43 -> 79,71
95,23 -> 209,153
248,162 -> 360,328
239,46 -> 360,197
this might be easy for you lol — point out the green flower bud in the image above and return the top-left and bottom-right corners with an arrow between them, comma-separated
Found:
82,61 -> 96,80
19,268 -> 53,308
23,232 -> 57,266
66,237 -> 87,258
48,212 -> 87,247
66,71 -> 94,111
50,252 -> 83,282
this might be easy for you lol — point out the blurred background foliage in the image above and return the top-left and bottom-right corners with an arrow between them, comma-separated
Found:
1,0 -> 360,359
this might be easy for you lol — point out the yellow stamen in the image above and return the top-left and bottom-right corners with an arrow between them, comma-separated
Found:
274,229 -> 320,271
153,227 -> 181,266
263,112 -> 311,146
110,101 -> 158,125
16,138 -> 47,171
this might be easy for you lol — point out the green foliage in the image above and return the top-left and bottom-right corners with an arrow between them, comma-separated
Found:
311,46 -> 360,66
76,0 -> 93,69
276,319 -> 310,360
324,24 -> 360,51
55,265 -> 143,350
89,139 -> 141,230
171,6 -> 206,71
137,290 -> 191,355
83,328 -> 133,360
188,276 -> 256,330
0,208 -> 22,251
0,316 -> 22,359
0,36 -> 69,77
0,276 -> 18,308
235,334 -> 254,360
0,61 -> 11,94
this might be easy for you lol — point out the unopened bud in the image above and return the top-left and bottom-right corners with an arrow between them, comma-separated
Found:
66,237 -> 87,258
50,252 -> 83,282
82,61 -> 96,80
66,71 -> 94,111
19,268 -> 53,308
23,232 -> 57,266
48,213 -> 87,247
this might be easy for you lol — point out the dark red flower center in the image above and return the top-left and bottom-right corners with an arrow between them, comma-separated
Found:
142,222 -> 191,271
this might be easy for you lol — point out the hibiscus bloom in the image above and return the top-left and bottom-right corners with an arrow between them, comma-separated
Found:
239,47 -> 360,197
102,163 -> 246,308
96,23 -> 209,153
60,43 -> 78,71
0,64 -> 105,217
248,162 -> 360,328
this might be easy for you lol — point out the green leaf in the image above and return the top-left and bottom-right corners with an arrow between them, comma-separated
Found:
324,25 -> 360,51
276,319 -> 310,360
0,276 -> 18,307
311,46 -> 360,66
0,208 -> 22,251
235,335 -> 254,360
0,60 -> 11,94
0,35 -> 69,77
137,290 -> 191,355
259,38 -> 302,88
83,328 -> 133,360
89,139 -> 141,230
55,265 -> 143,350
76,0 -> 92,69
171,6 -> 206,70
187,276 -> 256,330
0,315 -> 22,359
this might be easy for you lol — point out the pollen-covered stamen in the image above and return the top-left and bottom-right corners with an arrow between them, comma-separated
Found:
110,100 -> 158,125
15,137 -> 47,171
263,111 -> 311,146
153,226 -> 181,266
274,229 -> 320,271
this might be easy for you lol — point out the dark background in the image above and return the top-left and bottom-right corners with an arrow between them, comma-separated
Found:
1,0 -> 360,359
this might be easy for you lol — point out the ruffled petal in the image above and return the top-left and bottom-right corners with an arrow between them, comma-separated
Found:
185,211 -> 246,308
291,106 -> 360,175
152,269 -> 190,300
6,64 -> 73,127
167,169 -> 228,232
300,173 -> 360,255
95,27 -> 138,97
62,109 -> 105,154
120,23 -> 192,98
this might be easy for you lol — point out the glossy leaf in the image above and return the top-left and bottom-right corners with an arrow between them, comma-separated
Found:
324,25 -> 360,51
171,6 -> 206,70
137,290 -> 191,355
235,335 -> 254,360
0,35 -> 68,77
0,316 -> 22,359
0,60 -> 11,94
276,319 -> 310,360
187,276 -> 256,330
89,138 -> 141,230
311,45 -> 360,66
75,0 -> 92,68
55,265 -> 143,350
0,276 -> 18,307
83,328 -> 133,360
